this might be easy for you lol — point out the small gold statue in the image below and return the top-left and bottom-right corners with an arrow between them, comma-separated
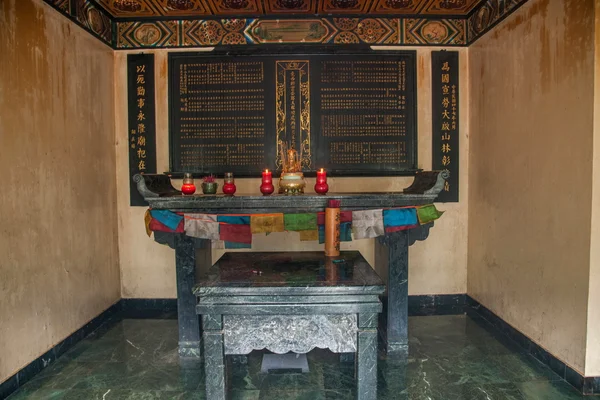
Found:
278,141 -> 306,195
280,142 -> 302,173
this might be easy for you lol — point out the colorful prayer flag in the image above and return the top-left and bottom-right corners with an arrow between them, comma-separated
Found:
217,215 -> 250,225
144,209 -> 152,237
417,205 -> 444,224
385,225 -> 418,234
299,230 -> 319,241
319,223 -> 352,244
317,211 -> 352,225
184,214 -> 220,240
225,241 -> 252,249
149,218 -> 184,233
352,209 -> 384,239
284,213 -> 318,231
220,223 -> 252,244
251,214 -> 285,234
383,208 -> 418,228
150,209 -> 183,231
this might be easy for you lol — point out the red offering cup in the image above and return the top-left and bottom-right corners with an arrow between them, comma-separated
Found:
315,168 -> 329,195
260,169 -> 274,195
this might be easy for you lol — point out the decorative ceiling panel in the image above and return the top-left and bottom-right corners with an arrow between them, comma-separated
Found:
245,19 -> 336,43
368,0 -> 426,15
155,0 -> 212,16
94,0 -> 159,17
318,0 -> 373,15
421,0 -> 480,15
207,0 -> 265,15
264,0 -> 317,14
91,0 -> 488,17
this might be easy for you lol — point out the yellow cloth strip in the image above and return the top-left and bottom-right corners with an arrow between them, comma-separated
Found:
250,214 -> 285,234
299,230 -> 319,241
144,209 -> 152,237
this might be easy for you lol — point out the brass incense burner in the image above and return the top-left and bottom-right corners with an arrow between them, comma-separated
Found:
278,142 -> 306,195
279,172 -> 306,195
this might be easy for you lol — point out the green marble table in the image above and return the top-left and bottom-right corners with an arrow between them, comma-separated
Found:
194,251 -> 385,400
136,171 -> 447,359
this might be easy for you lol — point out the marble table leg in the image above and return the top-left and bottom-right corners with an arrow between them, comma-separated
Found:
357,312 -> 378,400
203,315 -> 227,400
175,235 -> 211,358
376,231 -> 409,356
376,226 -> 430,357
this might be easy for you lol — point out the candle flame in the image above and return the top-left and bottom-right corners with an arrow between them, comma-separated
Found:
265,169 -> 269,173
319,168 -> 324,173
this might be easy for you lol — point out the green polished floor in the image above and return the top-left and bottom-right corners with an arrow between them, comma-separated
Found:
7,314 -> 586,400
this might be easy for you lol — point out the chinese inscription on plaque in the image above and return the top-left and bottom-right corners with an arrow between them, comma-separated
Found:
169,51 -> 417,177
275,61 -> 311,171
313,55 -> 417,173
170,57 -> 269,175
128,54 -> 157,206
432,51 -> 459,202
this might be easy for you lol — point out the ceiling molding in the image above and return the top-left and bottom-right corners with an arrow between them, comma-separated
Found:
42,0 -> 529,49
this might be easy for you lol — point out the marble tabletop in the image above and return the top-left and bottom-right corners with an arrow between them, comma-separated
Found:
194,251 -> 385,296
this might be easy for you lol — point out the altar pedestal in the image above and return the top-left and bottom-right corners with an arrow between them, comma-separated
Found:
195,251 -> 384,400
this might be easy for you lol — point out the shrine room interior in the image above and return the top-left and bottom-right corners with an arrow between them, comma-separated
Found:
1,0 -> 599,399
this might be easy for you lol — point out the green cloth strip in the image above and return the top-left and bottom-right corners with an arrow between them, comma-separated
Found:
284,213 -> 318,231
417,204 -> 444,224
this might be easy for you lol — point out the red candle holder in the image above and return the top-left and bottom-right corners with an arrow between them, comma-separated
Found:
223,172 -> 236,196
315,168 -> 329,195
181,173 -> 196,195
260,169 -> 274,196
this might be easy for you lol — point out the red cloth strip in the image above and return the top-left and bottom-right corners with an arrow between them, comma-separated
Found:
149,218 -> 184,233
317,211 -> 352,225
385,224 -> 418,234
220,223 -> 252,244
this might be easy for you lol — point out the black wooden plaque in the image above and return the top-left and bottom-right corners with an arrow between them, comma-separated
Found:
169,55 -> 275,176
312,54 -> 417,175
169,50 -> 417,177
432,51 -> 459,202
128,54 -> 157,206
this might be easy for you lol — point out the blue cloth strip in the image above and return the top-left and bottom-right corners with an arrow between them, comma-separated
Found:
383,208 -> 418,228
318,222 -> 352,244
217,215 -> 250,225
225,241 -> 252,249
150,210 -> 183,231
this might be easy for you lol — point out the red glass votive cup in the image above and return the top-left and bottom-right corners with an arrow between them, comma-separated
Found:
181,173 -> 196,195
223,172 -> 236,196
261,169 -> 274,195
315,168 -> 328,195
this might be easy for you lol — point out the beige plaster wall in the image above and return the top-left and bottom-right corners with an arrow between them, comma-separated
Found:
468,0 -> 595,374
0,0 -> 119,384
585,0 -> 600,377
115,47 -> 469,299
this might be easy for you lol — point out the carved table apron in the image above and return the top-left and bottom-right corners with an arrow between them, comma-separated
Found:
194,251 -> 385,400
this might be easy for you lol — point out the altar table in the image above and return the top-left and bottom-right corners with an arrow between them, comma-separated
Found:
134,170 -> 448,358
195,251 -> 385,400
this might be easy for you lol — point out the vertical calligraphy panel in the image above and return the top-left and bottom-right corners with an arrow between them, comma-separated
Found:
275,61 -> 311,171
431,51 -> 459,202
128,54 -> 157,206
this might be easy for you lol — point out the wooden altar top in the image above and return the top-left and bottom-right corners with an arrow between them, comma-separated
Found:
134,170 -> 448,214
